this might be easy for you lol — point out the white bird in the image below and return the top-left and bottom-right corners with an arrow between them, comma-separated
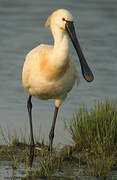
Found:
22,9 -> 94,166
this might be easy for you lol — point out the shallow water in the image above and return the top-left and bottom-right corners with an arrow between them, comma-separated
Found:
0,0 -> 117,146
0,161 -> 117,180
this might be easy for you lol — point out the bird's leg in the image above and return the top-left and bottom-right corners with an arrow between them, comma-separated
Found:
49,106 -> 59,154
27,95 -> 35,167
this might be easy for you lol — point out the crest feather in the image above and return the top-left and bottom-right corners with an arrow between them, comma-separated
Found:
45,15 -> 52,27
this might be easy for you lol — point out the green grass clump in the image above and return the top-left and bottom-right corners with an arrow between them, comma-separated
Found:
68,99 -> 117,153
85,154 -> 115,178
67,99 -> 117,177
38,155 -> 61,178
25,153 -> 62,179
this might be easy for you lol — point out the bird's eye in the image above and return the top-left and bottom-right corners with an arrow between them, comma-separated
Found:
62,18 -> 66,21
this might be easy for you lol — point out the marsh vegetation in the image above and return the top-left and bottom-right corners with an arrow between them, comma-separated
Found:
0,99 -> 117,179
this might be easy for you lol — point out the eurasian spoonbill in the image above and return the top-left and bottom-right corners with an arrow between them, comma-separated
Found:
22,9 -> 94,166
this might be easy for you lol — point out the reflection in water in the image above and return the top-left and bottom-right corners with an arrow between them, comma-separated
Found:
0,161 -> 117,180
0,0 -> 117,146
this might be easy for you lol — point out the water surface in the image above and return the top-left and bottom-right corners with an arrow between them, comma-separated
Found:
0,0 -> 117,146
0,161 -> 117,180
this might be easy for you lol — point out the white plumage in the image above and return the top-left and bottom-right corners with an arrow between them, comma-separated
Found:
22,9 -> 81,107
22,44 -> 79,107
22,9 -> 94,166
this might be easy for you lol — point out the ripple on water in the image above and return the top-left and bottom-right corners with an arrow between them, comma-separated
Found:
0,161 -> 117,180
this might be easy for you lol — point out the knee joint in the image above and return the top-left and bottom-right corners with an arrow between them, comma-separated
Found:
27,100 -> 32,111
49,130 -> 54,140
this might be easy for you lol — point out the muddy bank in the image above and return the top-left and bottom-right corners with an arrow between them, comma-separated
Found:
0,143 -> 117,179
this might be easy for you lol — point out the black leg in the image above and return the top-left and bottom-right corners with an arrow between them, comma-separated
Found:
27,95 -> 35,167
49,106 -> 59,153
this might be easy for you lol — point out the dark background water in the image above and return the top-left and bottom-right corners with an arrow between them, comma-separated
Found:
0,0 -> 117,145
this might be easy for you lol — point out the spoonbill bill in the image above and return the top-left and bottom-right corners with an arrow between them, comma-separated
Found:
22,9 -> 94,166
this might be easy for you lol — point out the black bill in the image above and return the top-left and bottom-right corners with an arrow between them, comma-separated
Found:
65,21 -> 94,82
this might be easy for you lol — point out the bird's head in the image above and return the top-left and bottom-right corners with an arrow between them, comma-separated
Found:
45,9 -> 73,32
45,9 -> 94,82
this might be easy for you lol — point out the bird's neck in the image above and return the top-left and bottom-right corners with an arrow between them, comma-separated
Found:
50,26 -> 69,68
